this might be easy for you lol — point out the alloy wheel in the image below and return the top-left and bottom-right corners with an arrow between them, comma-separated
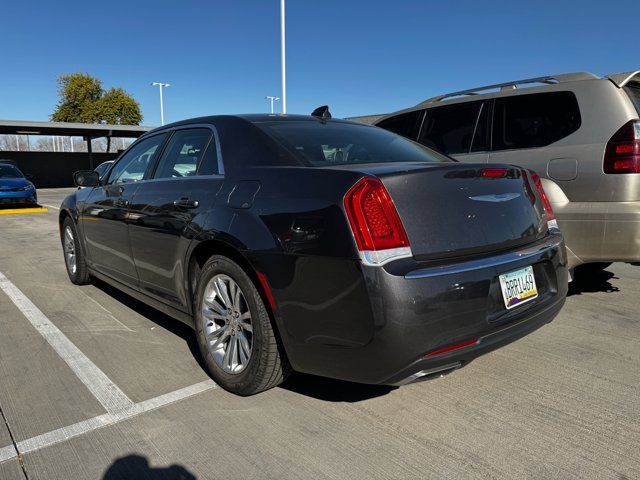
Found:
64,226 -> 77,275
201,274 -> 253,374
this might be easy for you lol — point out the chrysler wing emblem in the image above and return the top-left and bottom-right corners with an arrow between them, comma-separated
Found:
468,193 -> 521,203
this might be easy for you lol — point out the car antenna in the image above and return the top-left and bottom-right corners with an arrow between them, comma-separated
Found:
311,105 -> 332,121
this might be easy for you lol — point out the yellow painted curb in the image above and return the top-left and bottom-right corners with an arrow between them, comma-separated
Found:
0,207 -> 49,215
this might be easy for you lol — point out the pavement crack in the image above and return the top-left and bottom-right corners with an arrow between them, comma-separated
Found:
0,401 -> 30,479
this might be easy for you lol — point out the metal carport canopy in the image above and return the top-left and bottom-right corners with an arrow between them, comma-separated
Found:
0,119 -> 153,138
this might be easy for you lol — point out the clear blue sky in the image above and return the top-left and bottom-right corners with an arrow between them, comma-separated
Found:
2,0 -> 639,126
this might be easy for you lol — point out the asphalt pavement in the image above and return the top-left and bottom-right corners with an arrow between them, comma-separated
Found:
0,188 -> 638,480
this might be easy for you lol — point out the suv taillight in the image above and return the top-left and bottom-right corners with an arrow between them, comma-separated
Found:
344,177 -> 412,266
604,120 -> 640,174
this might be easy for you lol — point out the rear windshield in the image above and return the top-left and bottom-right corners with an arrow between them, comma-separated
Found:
255,121 -> 450,167
0,164 -> 23,179
624,82 -> 640,114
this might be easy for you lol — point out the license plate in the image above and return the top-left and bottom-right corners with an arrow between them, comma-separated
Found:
499,266 -> 538,310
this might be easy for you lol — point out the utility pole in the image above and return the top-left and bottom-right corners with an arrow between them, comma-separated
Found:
280,0 -> 287,114
151,82 -> 170,125
265,96 -> 280,114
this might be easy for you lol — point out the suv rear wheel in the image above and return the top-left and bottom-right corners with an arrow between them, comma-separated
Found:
194,255 -> 290,395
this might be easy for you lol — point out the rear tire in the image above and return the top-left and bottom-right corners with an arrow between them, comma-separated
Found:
61,217 -> 90,285
194,255 -> 291,395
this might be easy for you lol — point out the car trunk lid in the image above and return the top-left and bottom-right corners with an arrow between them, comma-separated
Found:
376,163 -> 546,260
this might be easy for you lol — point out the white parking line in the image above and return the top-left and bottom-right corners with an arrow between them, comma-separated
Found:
40,204 -> 60,210
0,380 -> 215,464
0,271 -> 134,414
0,270 -> 218,464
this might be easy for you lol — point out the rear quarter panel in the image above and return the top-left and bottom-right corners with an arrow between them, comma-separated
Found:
198,167 -> 380,373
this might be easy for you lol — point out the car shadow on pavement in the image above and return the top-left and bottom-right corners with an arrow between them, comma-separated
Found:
91,278 -> 207,372
102,454 -> 196,479
568,269 -> 620,296
280,372 -> 396,402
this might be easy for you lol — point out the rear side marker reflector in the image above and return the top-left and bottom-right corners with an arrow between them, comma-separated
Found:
424,338 -> 479,358
256,272 -> 276,311
344,177 -> 412,266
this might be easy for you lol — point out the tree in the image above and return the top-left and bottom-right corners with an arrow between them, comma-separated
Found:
51,73 -> 142,125
95,88 -> 143,125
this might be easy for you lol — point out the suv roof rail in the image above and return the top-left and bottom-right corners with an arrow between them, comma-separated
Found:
606,71 -> 640,88
417,72 -> 600,106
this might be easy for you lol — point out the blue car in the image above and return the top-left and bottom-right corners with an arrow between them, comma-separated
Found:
0,162 -> 37,206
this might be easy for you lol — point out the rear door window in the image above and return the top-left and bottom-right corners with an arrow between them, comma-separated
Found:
492,92 -> 581,151
376,110 -> 423,140
152,128 -> 213,179
418,102 -> 483,155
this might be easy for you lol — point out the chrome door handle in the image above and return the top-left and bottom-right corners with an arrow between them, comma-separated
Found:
173,198 -> 199,209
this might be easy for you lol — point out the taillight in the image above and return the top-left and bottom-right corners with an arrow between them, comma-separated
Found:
529,171 -> 558,230
604,120 -> 640,174
344,177 -> 412,266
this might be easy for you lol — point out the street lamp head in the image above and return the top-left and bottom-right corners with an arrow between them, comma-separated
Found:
151,82 -> 170,88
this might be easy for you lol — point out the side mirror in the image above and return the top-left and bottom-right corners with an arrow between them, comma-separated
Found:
73,170 -> 101,187
25,173 -> 34,180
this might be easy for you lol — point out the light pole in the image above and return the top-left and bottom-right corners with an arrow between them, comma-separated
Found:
280,0 -> 287,114
151,82 -> 170,125
265,96 -> 280,114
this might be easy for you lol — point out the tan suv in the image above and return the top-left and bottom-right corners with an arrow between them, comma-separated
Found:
372,71 -> 640,275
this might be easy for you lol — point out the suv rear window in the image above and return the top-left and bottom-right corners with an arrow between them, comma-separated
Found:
624,82 -> 640,113
418,101 -> 483,155
376,110 -> 423,140
492,91 -> 581,150
256,121 -> 450,167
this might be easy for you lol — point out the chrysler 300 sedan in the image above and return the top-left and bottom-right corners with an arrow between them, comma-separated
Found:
60,113 -> 568,395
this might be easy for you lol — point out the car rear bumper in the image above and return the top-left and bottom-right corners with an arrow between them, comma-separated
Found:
280,232 -> 568,385
555,201 -> 640,267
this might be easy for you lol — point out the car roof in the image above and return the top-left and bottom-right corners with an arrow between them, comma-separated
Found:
141,114 -> 365,136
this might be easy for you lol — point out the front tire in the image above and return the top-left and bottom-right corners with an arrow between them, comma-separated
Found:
61,217 -> 90,285
194,255 -> 290,395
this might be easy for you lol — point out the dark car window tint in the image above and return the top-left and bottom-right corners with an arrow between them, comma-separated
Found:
376,110 -> 423,140
107,134 -> 166,185
419,102 -> 482,155
154,129 -> 211,179
624,82 -> 640,114
0,164 -> 23,179
196,134 -> 220,175
256,121 -> 450,166
470,102 -> 489,152
493,92 -> 581,151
